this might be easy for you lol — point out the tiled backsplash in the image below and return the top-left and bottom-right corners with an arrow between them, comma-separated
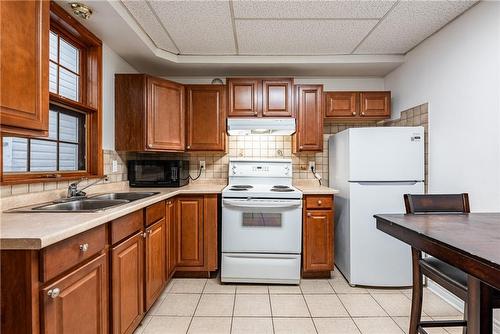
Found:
1,104 -> 428,197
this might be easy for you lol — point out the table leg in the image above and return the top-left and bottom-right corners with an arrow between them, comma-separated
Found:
467,276 -> 493,334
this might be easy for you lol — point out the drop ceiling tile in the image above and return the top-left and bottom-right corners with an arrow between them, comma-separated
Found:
236,19 -> 378,55
149,1 -> 236,55
233,0 -> 396,19
355,0 -> 477,54
121,1 -> 178,53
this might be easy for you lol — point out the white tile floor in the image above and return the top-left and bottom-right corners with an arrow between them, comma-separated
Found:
134,269 -> 464,334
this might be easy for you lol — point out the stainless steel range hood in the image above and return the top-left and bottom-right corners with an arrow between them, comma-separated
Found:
227,118 -> 296,136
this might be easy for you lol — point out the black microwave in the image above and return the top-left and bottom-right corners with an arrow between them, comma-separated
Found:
128,160 -> 189,187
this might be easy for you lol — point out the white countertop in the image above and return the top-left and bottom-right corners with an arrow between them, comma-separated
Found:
0,184 -> 225,250
293,181 -> 339,195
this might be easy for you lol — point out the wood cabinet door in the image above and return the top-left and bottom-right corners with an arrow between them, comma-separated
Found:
111,232 -> 144,334
176,197 -> 204,268
146,77 -> 185,151
294,85 -> 323,152
145,219 -> 166,309
324,92 -> 358,118
359,92 -> 391,118
262,79 -> 293,117
166,200 -> 177,279
228,78 -> 260,117
0,0 -> 49,135
41,253 -> 108,334
186,85 -> 226,151
303,210 -> 333,272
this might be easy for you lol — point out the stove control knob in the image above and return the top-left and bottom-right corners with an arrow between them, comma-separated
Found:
232,166 -> 237,175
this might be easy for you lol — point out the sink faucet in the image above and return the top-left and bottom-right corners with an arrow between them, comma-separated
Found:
67,175 -> 109,199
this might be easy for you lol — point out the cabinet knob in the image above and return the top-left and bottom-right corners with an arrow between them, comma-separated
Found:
317,200 -> 322,205
307,212 -> 312,217
299,145 -> 303,149
47,288 -> 60,299
361,112 -> 365,116
148,229 -> 153,235
79,243 -> 89,252
253,111 -> 258,115
148,144 -> 152,148
352,112 -> 356,116
187,145 -> 191,149
142,232 -> 147,238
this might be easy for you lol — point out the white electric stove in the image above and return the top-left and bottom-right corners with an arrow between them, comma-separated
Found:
221,159 -> 303,284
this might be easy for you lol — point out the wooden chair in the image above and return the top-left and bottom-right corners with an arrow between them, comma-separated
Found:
404,193 -> 469,334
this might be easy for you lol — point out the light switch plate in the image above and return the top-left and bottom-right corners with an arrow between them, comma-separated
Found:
112,160 -> 118,173
200,160 -> 206,170
308,161 -> 316,171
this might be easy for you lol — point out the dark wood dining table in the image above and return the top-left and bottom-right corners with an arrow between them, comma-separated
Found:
374,213 -> 500,334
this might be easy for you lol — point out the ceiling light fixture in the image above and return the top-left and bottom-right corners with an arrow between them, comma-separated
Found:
70,3 -> 93,20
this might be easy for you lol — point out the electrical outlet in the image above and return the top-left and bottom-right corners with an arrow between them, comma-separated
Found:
308,161 -> 316,171
112,160 -> 118,173
200,160 -> 206,170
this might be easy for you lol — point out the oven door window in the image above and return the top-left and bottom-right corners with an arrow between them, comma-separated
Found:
242,213 -> 281,227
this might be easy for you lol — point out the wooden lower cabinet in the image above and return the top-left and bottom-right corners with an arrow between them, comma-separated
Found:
41,253 -> 108,334
176,195 -> 218,274
176,196 -> 204,268
1,194 -> 219,334
302,195 -> 334,278
166,199 -> 177,279
111,232 -> 144,334
145,219 -> 166,309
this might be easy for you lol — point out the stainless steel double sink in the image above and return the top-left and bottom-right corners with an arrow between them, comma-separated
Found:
10,192 -> 160,213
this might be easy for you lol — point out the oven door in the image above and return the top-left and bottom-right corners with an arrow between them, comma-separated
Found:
222,198 -> 302,253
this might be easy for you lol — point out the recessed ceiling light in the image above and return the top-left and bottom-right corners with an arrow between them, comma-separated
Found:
70,3 -> 93,20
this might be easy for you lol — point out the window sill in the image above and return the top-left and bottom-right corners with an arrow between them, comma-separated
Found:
1,172 -> 104,185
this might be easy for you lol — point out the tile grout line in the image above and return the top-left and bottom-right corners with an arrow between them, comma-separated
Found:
268,287 -> 276,334
328,279 -> 363,334
185,279 -> 208,334
230,288 -> 236,334
300,288 -> 319,334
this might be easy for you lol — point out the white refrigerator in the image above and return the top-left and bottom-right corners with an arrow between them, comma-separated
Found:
329,127 -> 424,287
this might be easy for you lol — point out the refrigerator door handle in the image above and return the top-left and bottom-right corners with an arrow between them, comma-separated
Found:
351,181 -> 421,186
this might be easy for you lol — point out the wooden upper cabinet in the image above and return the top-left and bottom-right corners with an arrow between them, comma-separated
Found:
0,0 -> 49,136
115,74 -> 184,152
227,78 -> 293,118
293,85 -> 323,152
41,253 -> 108,334
176,197 -> 204,268
144,219 -> 166,310
324,91 -> 391,121
111,232 -> 144,334
324,92 -> 358,118
227,78 -> 260,117
360,92 -> 391,118
186,85 -> 226,151
147,77 -> 185,151
262,79 -> 293,117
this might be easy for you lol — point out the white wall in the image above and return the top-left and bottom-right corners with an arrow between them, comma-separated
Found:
384,3 -> 500,330
384,2 -> 500,212
102,44 -> 137,150
166,76 -> 385,91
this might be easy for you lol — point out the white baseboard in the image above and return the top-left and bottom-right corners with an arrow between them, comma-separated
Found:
427,280 -> 500,333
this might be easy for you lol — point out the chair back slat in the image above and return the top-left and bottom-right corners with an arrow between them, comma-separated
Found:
404,194 -> 470,214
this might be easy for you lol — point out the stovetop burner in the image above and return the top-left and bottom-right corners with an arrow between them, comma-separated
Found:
229,185 -> 254,191
271,185 -> 294,192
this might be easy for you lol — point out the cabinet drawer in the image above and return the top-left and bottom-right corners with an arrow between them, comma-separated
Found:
41,225 -> 106,282
305,195 -> 333,210
110,210 -> 143,245
145,201 -> 165,226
